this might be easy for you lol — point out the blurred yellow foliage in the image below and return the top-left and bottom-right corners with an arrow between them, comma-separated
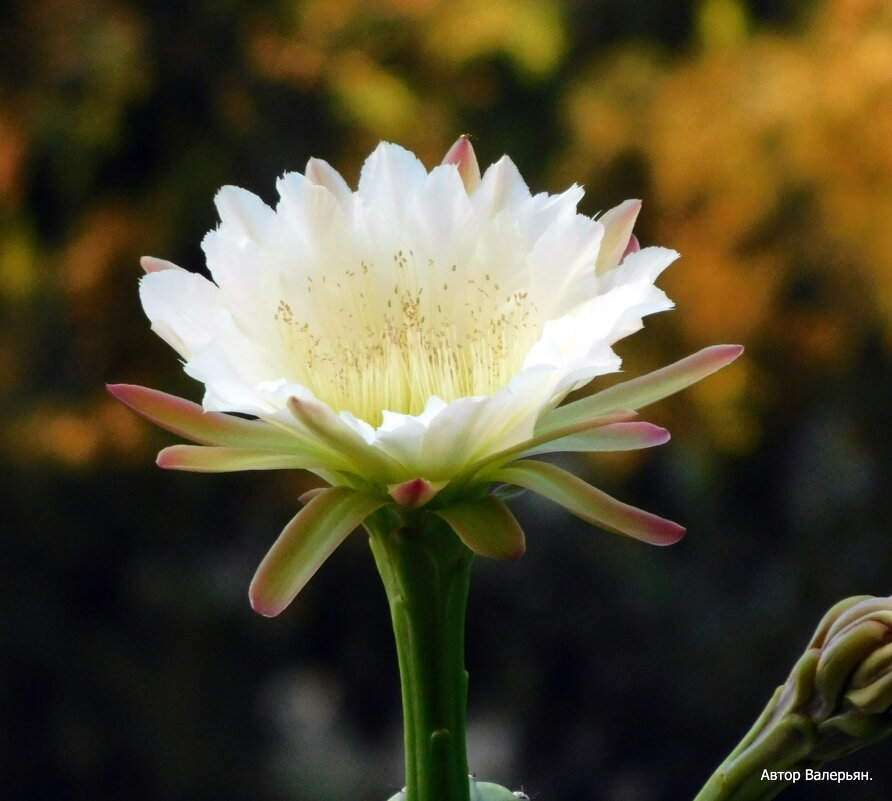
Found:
560,0 -> 892,449
566,0 -> 892,340
248,0 -> 565,160
4,0 -> 892,468
425,0 -> 565,77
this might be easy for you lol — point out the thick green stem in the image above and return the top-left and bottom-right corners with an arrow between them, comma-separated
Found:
367,509 -> 473,801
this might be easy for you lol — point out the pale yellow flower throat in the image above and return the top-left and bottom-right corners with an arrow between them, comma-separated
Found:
274,251 -> 540,425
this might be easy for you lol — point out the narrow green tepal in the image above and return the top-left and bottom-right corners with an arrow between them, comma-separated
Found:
249,487 -> 387,617
434,496 -> 526,561
536,344 -> 744,437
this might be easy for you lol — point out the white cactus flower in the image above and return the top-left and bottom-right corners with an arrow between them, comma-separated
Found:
110,137 -> 741,616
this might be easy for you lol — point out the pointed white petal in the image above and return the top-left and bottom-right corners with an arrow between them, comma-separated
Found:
185,335 -> 284,414
472,155 -> 531,215
139,269 -> 221,359
600,245 -> 679,290
305,157 -> 353,206
214,185 -> 276,242
357,142 -> 427,218
595,199 -> 641,274
408,365 -> 557,479
286,396 -> 404,480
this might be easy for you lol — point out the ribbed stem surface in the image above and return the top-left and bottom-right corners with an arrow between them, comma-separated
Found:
367,510 -> 473,801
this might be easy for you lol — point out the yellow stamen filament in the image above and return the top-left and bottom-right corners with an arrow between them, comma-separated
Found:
273,252 -> 539,425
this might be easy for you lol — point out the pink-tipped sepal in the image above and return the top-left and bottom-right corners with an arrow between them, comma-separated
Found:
441,135 -> 481,193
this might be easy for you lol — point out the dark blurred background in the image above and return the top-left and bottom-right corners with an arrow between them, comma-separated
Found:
4,0 -> 892,799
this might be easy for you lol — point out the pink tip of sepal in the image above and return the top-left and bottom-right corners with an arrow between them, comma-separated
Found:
388,477 -> 446,508
441,135 -> 481,193
298,487 -> 328,504
140,255 -> 185,273
155,447 -> 178,469
718,343 -> 745,361
634,512 -> 686,546
698,344 -> 745,374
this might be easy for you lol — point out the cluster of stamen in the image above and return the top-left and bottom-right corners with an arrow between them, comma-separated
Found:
273,251 -> 540,425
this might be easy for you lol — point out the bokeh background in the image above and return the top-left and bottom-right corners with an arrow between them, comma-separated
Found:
4,0 -> 892,799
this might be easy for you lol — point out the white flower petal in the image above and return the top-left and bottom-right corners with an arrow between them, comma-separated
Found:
214,185 -> 277,243
595,199 -> 642,274
358,142 -> 428,221
472,156 -> 531,216
518,184 -> 586,244
305,156 -> 353,205
600,245 -> 679,290
136,141 -> 686,487
139,269 -> 221,359
411,365 -> 557,479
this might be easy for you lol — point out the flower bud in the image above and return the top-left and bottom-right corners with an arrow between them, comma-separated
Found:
694,595 -> 892,800
384,777 -> 528,801
804,595 -> 892,761
472,780 -> 528,800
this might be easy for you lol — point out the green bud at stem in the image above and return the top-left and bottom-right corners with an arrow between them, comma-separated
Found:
693,595 -> 892,801
385,776 -> 528,801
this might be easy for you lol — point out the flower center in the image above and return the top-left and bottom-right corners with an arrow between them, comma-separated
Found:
274,252 -> 540,425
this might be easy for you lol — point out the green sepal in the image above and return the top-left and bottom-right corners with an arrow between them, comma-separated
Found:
537,344 -> 743,437
433,496 -> 526,560
492,459 -> 684,545
249,486 -> 387,616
